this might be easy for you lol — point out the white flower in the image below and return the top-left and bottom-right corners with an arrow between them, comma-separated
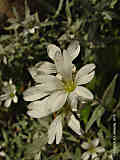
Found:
81,138 -> 105,160
24,26 -> 39,35
0,151 -> 5,157
0,79 -> 18,107
23,41 -> 95,143
0,145 -> 5,157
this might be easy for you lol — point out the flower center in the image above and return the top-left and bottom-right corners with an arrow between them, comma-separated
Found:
89,145 -> 96,153
9,92 -> 15,98
64,80 -> 76,93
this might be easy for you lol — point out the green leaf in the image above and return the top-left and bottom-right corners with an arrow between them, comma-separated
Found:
80,104 -> 92,125
102,74 -> 118,108
74,147 -> 82,160
85,105 -> 105,132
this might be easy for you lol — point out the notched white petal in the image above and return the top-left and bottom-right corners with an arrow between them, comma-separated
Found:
75,64 -> 96,85
25,75 -> 64,95
68,114 -> 82,136
23,85 -> 49,101
81,142 -> 91,150
29,62 -> 56,75
76,71 -> 95,85
67,41 -> 80,61
27,110 -> 43,118
13,96 -> 18,103
91,138 -> 99,147
27,91 -> 68,118
81,151 -> 90,160
0,94 -> 8,101
4,98 -> 12,108
68,91 -> 78,112
47,44 -> 62,61
54,53 -> 64,75
95,147 -> 105,153
30,74 -> 63,85
75,86 -> 94,100
63,50 -> 72,82
92,153 -> 97,159
48,115 -> 62,144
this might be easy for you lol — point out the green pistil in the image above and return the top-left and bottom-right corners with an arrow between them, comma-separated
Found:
64,81 -> 76,93
9,92 -> 14,98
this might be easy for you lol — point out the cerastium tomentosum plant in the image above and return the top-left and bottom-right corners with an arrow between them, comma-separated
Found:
23,41 -> 96,144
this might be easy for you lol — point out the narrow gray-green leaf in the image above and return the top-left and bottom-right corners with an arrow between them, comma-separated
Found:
85,105 -> 105,132
102,74 -> 118,107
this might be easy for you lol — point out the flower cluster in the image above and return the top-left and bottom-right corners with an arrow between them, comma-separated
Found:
0,79 -> 18,108
23,41 -> 96,144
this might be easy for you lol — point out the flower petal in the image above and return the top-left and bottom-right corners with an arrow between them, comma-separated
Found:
47,44 -> 62,61
56,119 -> 62,144
24,75 -> 64,102
29,72 -> 64,86
54,52 -> 64,75
12,85 -> 16,94
23,85 -> 49,101
81,142 -> 91,150
27,91 -> 68,118
76,71 -> 95,86
67,41 -> 80,61
81,152 -> 90,160
68,91 -> 78,112
62,49 -> 72,82
92,153 -> 97,159
95,147 -> 105,153
75,86 -> 94,100
68,114 -> 82,135
0,94 -> 8,101
4,98 -> 12,107
48,115 -> 62,144
75,64 -> 96,85
13,95 -> 18,103
29,61 -> 56,76
91,138 -> 99,147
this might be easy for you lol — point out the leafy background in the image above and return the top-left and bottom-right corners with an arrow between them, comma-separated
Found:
0,0 -> 120,159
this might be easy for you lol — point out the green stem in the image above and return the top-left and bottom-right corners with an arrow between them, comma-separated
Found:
53,0 -> 64,18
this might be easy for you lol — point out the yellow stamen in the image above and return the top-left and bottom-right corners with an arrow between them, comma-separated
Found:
64,81 -> 76,93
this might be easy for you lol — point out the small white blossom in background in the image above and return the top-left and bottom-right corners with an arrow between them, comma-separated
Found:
81,138 -> 105,160
0,146 -> 5,157
0,79 -> 18,108
23,41 -> 96,144
0,151 -> 6,157
24,26 -> 39,36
